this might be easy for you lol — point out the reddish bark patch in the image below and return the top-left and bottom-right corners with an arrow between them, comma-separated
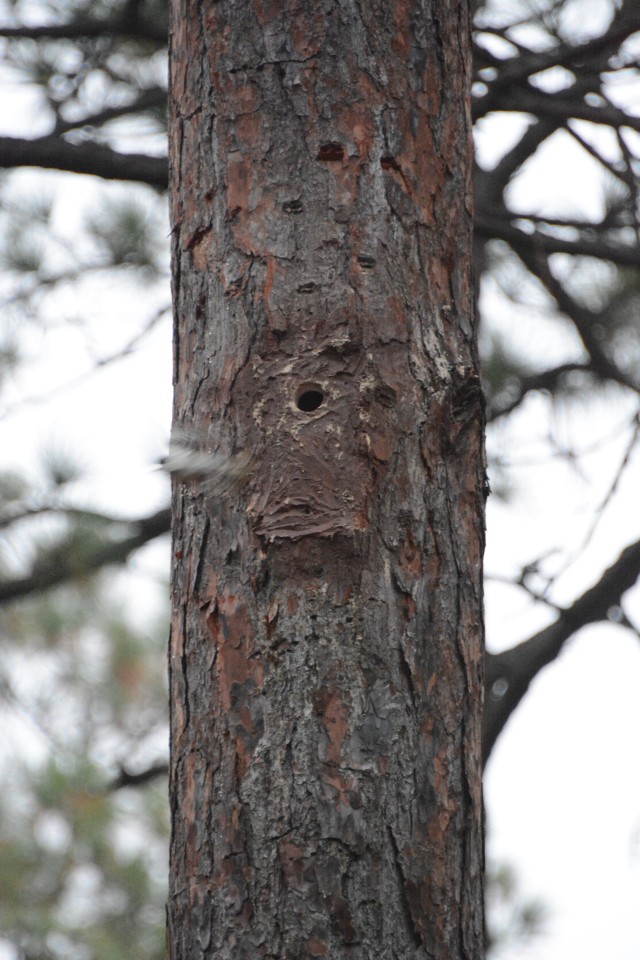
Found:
290,6 -> 326,57
337,99 -> 376,163
399,530 -> 423,579
313,684 -> 349,766
206,591 -> 263,714
403,594 -> 417,620
190,228 -> 212,272
279,840 -> 310,893
226,155 -> 251,219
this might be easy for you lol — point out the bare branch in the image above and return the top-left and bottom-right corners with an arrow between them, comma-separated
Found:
565,124 -> 633,188
475,211 -> 640,270
475,119 -> 561,205
476,85 -> 640,131
53,87 -> 167,136
0,135 -> 168,188
0,15 -> 167,44
512,244 -> 638,390
474,5 -> 640,97
486,362 -> 595,422
572,415 -> 640,558
483,536 -> 640,762
1,304 -> 171,421
107,760 -> 169,791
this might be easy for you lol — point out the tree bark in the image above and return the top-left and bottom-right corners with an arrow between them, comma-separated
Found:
168,2 -> 485,958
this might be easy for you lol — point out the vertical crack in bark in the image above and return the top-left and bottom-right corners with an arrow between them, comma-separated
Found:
387,825 -> 424,951
179,602 -> 190,731
192,514 -> 210,597
397,638 -> 418,712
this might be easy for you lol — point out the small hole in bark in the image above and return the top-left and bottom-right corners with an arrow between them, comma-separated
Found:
296,385 -> 325,412
317,142 -> 344,161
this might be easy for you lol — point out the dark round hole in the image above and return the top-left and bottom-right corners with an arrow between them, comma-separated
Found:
296,387 -> 325,412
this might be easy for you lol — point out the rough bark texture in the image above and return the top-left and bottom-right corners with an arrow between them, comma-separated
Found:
168,2 -> 485,958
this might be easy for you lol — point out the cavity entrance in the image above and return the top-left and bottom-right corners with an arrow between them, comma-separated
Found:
296,385 -> 325,413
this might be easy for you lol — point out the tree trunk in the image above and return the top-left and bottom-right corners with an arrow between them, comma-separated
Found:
168,2 -> 485,958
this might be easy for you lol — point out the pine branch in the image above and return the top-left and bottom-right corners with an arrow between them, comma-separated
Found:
0,135 -> 168,188
0,15 -> 167,44
108,760 -> 169,791
0,505 -> 140,531
475,119 -> 561,207
475,79 -> 640,130
53,88 -> 167,135
473,5 -> 640,106
486,362 -> 595,422
0,507 -> 171,605
483,536 -> 640,762
475,210 -> 640,270
512,244 -> 638,391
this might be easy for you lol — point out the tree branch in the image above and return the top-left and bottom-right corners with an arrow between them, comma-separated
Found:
0,507 -> 171,605
483,536 -> 640,762
512,244 -> 638,391
0,135 -> 168,188
486,362 -> 595,422
53,87 -> 167,136
475,210 -> 640,269
473,5 -> 640,102
0,15 -> 167,44
475,84 -> 640,132
0,504 -> 143,531
475,118 -> 561,205
107,760 -> 169,791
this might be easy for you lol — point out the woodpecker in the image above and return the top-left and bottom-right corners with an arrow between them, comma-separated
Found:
161,430 -> 255,495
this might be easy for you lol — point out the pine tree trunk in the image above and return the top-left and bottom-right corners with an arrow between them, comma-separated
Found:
168,2 -> 485,958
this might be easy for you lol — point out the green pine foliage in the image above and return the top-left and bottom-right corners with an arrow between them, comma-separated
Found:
85,197 -> 164,274
0,583 -> 169,960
